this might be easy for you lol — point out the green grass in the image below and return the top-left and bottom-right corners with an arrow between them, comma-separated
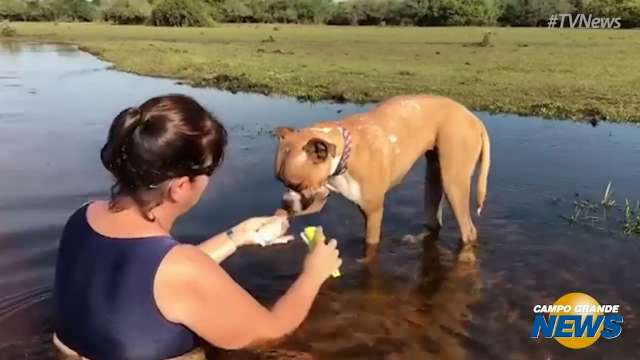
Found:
6,22 -> 640,122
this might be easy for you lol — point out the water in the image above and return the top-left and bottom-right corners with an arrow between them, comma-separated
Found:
1,42 -> 639,359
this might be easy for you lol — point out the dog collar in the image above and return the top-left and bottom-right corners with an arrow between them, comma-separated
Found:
332,126 -> 352,176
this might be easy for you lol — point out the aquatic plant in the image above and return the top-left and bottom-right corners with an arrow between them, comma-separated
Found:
564,198 -> 601,226
601,181 -> 616,209
623,199 -> 640,235
562,182 -> 640,236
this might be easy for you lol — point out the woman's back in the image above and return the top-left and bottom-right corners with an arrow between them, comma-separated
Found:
52,94 -> 339,358
54,204 -> 196,360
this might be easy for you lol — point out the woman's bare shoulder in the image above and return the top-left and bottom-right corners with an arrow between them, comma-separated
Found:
161,245 -> 219,277
154,244 -> 225,322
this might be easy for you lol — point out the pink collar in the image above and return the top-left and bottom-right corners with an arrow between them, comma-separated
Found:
332,127 -> 352,176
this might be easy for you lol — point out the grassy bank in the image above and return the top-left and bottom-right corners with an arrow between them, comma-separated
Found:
6,22 -> 640,122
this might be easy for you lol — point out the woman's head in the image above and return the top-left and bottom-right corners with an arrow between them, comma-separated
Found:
101,94 -> 227,218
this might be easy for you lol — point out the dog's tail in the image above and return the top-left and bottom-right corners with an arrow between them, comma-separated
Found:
476,123 -> 491,216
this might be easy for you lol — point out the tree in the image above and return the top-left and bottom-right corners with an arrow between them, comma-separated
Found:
0,0 -> 28,20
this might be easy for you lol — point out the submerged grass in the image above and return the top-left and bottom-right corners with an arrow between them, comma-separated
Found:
6,22 -> 640,122
562,182 -> 640,236
624,200 -> 640,235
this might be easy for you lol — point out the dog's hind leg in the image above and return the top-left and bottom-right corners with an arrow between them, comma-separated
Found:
442,173 -> 476,244
425,149 -> 444,234
438,127 -> 481,244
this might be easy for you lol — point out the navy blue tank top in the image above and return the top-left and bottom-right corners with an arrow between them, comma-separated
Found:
54,204 -> 197,360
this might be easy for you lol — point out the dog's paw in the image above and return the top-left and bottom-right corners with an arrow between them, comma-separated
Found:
357,243 -> 380,264
457,246 -> 477,263
424,225 -> 441,238
402,234 -> 419,244
356,256 -> 375,264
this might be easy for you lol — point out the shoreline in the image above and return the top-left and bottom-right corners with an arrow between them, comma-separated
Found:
5,22 -> 640,123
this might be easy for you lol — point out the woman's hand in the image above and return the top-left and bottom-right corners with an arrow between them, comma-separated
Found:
303,227 -> 342,282
230,216 -> 293,247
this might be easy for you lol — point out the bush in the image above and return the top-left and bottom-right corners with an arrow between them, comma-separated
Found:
585,0 -> 640,28
50,0 -> 98,21
352,0 -> 391,25
500,0 -> 574,26
299,0 -> 334,24
1,19 -> 16,36
385,0 -> 420,25
327,2 -> 354,25
150,0 -> 212,26
103,0 -> 152,24
218,0 -> 254,22
25,0 -> 56,21
434,0 -> 503,26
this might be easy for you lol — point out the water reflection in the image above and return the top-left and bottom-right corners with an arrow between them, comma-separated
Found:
214,234 -> 482,360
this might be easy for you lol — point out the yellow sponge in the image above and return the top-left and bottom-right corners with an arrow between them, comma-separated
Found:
301,226 -> 341,278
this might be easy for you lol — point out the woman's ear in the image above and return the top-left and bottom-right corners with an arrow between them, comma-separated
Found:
167,176 -> 191,203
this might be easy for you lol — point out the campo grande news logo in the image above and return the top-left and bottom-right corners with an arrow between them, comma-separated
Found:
530,292 -> 623,349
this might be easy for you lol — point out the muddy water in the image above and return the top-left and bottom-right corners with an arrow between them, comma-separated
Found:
1,43 -> 639,360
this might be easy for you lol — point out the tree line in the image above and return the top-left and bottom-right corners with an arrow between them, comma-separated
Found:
1,0 -> 638,28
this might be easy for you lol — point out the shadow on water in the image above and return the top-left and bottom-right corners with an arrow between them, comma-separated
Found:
1,44 -> 640,359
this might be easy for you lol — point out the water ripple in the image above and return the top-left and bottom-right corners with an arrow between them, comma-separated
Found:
0,286 -> 52,322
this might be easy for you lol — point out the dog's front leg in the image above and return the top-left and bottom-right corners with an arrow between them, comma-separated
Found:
360,204 -> 384,262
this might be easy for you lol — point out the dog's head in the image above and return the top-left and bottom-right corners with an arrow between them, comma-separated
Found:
274,126 -> 339,213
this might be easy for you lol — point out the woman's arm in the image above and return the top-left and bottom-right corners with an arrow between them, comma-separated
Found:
197,215 -> 291,263
197,232 -> 237,263
154,244 -> 338,349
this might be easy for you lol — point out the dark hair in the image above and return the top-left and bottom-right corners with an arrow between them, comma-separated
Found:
100,94 -> 227,218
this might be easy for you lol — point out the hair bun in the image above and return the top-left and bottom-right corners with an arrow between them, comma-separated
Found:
101,94 -> 227,218
100,106 -> 145,173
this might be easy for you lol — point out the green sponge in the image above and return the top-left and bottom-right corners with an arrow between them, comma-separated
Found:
300,226 -> 341,278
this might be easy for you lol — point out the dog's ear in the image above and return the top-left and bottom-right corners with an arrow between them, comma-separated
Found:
274,127 -> 294,140
303,138 -> 336,163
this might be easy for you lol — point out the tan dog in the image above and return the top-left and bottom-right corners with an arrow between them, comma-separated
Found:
274,95 -> 490,260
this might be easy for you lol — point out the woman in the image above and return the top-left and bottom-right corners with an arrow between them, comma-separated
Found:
53,94 -> 342,360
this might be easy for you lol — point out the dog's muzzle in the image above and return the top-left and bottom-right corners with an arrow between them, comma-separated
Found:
282,190 -> 315,213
